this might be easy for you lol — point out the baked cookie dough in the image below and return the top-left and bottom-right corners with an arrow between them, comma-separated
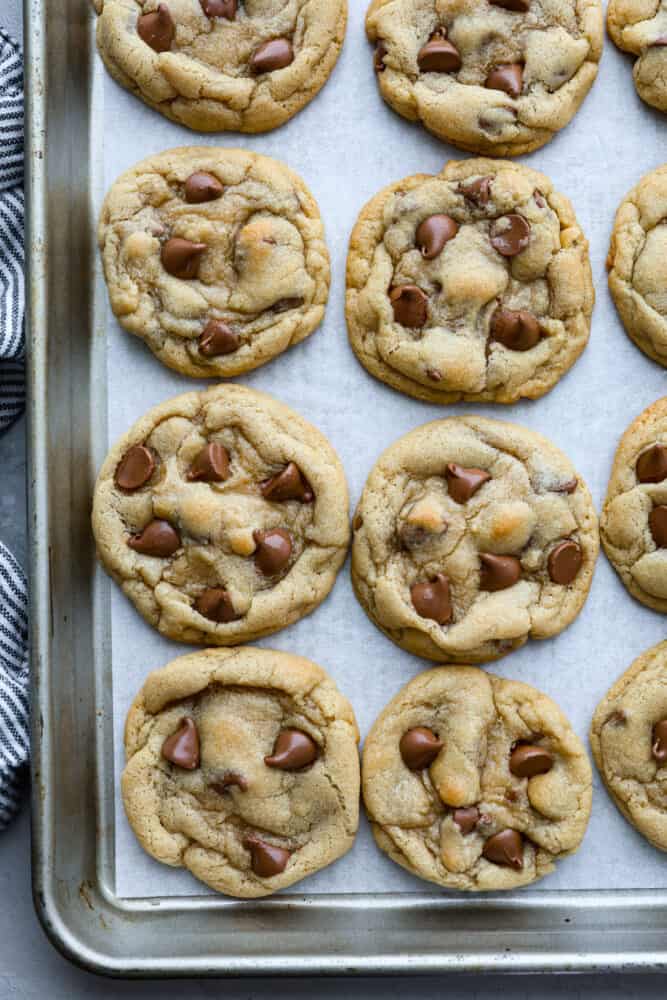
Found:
346,158 -> 594,405
608,165 -> 667,368
122,647 -> 360,897
363,667 -> 592,891
601,397 -> 667,612
99,147 -> 330,379
92,384 -> 350,644
590,641 -> 667,852
366,0 -> 603,157
94,0 -> 347,133
608,0 -> 667,113
352,416 -> 599,663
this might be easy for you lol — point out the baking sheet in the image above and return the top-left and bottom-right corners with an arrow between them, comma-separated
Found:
95,2 -> 667,899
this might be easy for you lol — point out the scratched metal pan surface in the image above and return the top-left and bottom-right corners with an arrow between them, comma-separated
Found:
25,0 -> 667,977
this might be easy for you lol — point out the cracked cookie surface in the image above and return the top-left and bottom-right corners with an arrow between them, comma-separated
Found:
590,640 -> 667,852
92,384 -> 350,644
351,416 -> 598,663
608,165 -> 667,368
362,667 -> 592,891
366,0 -> 603,157
122,647 -> 360,897
601,397 -> 667,612
346,158 -> 593,405
99,147 -> 330,379
608,0 -> 667,113
94,0 -> 347,132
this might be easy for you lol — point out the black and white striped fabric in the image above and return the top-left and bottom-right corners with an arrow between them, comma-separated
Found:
0,26 -> 28,830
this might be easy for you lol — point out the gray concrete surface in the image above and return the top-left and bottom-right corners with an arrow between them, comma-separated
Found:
0,0 -> 663,994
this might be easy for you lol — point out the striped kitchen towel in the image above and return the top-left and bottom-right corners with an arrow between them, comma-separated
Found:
0,26 -> 28,830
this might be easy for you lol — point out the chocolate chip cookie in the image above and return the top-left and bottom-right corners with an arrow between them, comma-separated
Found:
94,1 -> 347,132
346,158 -> 594,405
352,416 -> 598,663
92,384 -> 349,644
363,666 -> 592,891
601,398 -> 667,613
608,0 -> 667,113
122,647 -> 360,897
366,0 -> 603,157
608,166 -> 667,368
99,147 -> 330,379
590,641 -> 667,852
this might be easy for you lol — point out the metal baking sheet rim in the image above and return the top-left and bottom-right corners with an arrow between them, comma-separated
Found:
24,0 -> 667,977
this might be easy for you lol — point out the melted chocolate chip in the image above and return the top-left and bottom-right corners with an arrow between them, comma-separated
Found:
509,744 -> 554,778
250,38 -> 294,74
460,176 -> 492,206
453,807 -> 480,834
482,829 -> 524,869
636,445 -> 667,484
187,442 -> 230,483
161,237 -> 207,279
253,529 -> 292,575
199,320 -> 240,357
445,463 -> 491,504
211,773 -> 248,793
390,285 -> 428,328
490,215 -> 531,257
265,730 -> 319,770
115,444 -> 155,491
128,519 -> 180,558
552,478 -> 578,495
400,727 -> 443,770
374,40 -> 388,72
490,0 -> 530,10
417,33 -> 462,73
184,171 -> 224,204
652,719 -> 667,763
416,215 -> 459,259
548,540 -> 582,585
650,506 -> 667,547
200,0 -> 237,18
244,836 -> 291,877
137,3 -> 175,53
410,574 -> 452,624
479,554 -> 521,592
490,307 -> 541,351
261,463 -> 314,503
194,588 -> 238,623
485,63 -> 524,98
162,717 -> 200,770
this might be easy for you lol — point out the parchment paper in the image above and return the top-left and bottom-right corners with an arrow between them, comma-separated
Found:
97,2 -> 667,898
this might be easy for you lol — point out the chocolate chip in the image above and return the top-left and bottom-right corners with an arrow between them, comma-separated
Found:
552,478 -> 578,495
261,463 -> 314,503
187,442 -> 230,483
374,41 -> 388,72
548,540 -> 582,585
490,0 -> 530,10
199,320 -> 240,357
650,506 -> 667,547
162,717 -> 200,770
115,444 -> 155,491
509,744 -> 554,778
417,33 -> 462,73
399,727 -> 443,771
652,35 -> 667,46
253,529 -> 292,575
445,463 -> 491,504
490,215 -> 531,257
490,307 -> 541,351
479,554 -> 522,592
534,190 -> 546,209
390,285 -> 428,328
200,0 -> 237,18
460,176 -> 492,206
137,3 -> 175,53
410,574 -> 452,624
194,588 -> 238,623
652,719 -> 667,763
426,368 -> 442,382
184,171 -> 224,204
250,38 -> 294,74
161,237 -> 207,279
482,829 -> 524,870
416,215 -> 459,259
636,445 -> 667,484
485,63 -> 524,98
211,773 -> 248,793
453,807 -> 480,834
128,519 -> 180,558
265,730 -> 319,770
244,836 -> 291,877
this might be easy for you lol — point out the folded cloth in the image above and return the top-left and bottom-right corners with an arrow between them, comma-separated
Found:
0,26 -> 28,830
